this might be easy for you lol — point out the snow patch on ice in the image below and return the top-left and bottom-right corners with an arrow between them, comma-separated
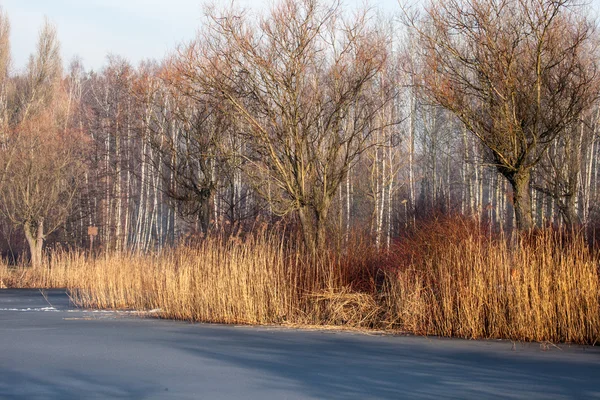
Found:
65,308 -> 162,314
0,307 -> 58,312
0,306 -> 162,314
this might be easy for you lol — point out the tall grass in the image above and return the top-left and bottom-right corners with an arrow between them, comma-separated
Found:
383,219 -> 600,344
1,218 -> 598,344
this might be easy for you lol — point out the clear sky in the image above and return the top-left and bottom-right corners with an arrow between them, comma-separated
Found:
2,0 -> 204,71
1,0 -> 597,73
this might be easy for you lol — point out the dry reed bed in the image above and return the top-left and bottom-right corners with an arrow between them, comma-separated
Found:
0,224 -> 598,344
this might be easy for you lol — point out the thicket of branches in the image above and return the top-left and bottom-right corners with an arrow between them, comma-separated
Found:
0,0 -> 599,262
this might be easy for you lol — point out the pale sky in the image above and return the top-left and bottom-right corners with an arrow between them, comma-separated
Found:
1,0 -> 597,73
0,0 -> 399,73
2,0 -> 205,71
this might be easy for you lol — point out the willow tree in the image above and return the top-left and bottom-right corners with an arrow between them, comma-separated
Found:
176,0 -> 393,251
0,21 -> 88,266
413,0 -> 599,230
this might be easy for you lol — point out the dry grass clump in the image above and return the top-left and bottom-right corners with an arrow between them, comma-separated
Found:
0,217 -> 598,344
310,286 -> 382,326
0,253 -> 80,289
383,218 -> 600,344
66,235 -> 304,324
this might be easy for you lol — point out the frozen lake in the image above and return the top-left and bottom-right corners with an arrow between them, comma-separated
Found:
0,289 -> 598,399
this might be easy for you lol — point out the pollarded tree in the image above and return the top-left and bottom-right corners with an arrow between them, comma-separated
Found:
412,0 -> 599,230
176,0 -> 394,252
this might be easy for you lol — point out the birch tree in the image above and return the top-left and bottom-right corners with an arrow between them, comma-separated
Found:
141,66 -> 224,235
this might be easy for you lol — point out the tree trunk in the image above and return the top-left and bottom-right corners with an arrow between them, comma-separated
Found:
298,207 -> 316,254
506,170 -> 533,231
583,136 -> 595,225
560,193 -> 579,227
24,219 -> 44,267
408,91 -> 416,220
198,189 -> 213,234
298,205 -> 328,255
346,172 -> 351,237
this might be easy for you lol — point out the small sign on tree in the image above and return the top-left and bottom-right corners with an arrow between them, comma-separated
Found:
88,226 -> 98,251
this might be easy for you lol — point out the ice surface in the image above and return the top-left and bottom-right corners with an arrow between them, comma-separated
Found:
0,289 -> 598,400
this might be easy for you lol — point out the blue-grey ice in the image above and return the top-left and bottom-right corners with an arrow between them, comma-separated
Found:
0,289 -> 598,399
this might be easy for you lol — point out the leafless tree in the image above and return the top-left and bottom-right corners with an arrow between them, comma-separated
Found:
140,64 -> 226,234
0,20 -> 88,265
411,0 -> 599,230
0,112 -> 88,266
176,0 -> 394,251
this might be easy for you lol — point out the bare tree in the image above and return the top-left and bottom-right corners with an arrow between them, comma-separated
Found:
0,20 -> 88,265
176,0 -> 394,251
411,0 -> 599,230
0,111 -> 88,265
140,64 -> 225,235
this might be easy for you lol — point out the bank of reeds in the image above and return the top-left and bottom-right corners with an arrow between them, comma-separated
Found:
0,218 -> 598,344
